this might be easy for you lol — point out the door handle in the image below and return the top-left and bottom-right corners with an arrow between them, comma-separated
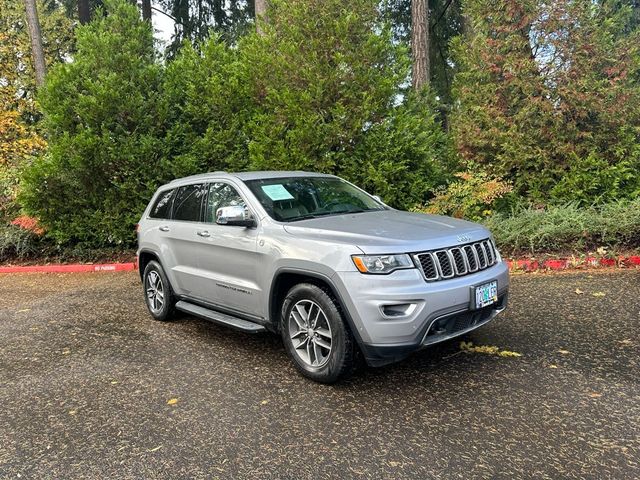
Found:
197,230 -> 211,238
159,225 -> 170,232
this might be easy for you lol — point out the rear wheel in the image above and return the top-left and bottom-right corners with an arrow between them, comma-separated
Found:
281,283 -> 355,383
143,260 -> 176,321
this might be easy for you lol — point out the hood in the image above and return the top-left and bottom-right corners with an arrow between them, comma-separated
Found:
283,210 -> 491,254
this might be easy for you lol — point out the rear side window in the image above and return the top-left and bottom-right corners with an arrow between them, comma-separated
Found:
172,184 -> 207,222
149,189 -> 175,219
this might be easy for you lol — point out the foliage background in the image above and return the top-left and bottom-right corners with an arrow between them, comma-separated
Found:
0,0 -> 73,221
2,0 -> 640,254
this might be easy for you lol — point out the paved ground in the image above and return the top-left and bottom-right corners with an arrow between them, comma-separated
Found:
0,269 -> 638,479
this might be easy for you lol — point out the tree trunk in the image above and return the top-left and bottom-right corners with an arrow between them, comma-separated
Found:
411,0 -> 430,90
255,0 -> 267,35
142,0 -> 152,21
78,0 -> 91,24
23,0 -> 46,87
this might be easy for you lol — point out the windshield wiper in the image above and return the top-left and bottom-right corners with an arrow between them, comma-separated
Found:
287,214 -> 320,222
287,209 -> 369,222
329,209 -> 366,215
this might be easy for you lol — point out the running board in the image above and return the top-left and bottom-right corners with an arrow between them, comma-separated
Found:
175,301 -> 267,334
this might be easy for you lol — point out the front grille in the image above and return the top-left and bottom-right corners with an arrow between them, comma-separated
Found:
453,313 -> 476,332
414,239 -> 498,282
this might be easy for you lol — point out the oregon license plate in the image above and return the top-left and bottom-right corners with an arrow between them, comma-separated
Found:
473,281 -> 498,309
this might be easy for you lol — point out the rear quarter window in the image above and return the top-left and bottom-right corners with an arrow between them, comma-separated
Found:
149,189 -> 175,219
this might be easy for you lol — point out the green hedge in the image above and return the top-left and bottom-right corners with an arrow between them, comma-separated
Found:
20,0 -> 453,248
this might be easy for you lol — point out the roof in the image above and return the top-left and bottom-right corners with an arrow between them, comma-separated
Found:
232,171 -> 334,181
167,170 -> 335,185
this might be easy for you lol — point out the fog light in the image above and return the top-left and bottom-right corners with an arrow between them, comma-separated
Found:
381,303 -> 416,317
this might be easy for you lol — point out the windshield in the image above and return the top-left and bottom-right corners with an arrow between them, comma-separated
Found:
244,176 -> 387,222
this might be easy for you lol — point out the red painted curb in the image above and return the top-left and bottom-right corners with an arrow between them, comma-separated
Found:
0,256 -> 637,275
628,256 -> 640,266
0,262 -> 137,274
507,256 -> 640,272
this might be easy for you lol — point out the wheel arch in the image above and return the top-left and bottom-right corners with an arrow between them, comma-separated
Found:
138,249 -> 161,279
268,268 -> 364,348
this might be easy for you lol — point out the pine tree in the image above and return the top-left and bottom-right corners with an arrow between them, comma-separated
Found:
411,0 -> 430,89
23,0 -> 46,86
450,0 -> 640,204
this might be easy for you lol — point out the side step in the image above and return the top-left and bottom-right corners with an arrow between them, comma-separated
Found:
175,301 -> 267,334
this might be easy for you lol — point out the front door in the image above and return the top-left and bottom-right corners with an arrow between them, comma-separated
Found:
188,182 -> 262,317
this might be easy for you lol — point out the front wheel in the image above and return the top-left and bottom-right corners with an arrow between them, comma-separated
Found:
142,260 -> 176,321
281,283 -> 355,383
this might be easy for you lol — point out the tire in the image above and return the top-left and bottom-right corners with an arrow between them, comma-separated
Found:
142,260 -> 176,321
281,283 -> 355,383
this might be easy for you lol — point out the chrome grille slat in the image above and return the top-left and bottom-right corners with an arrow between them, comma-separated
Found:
463,245 -> 478,272
450,248 -> 467,275
483,240 -> 495,265
435,250 -> 454,278
414,238 -> 498,282
474,243 -> 487,269
482,241 -> 491,265
416,252 -> 438,281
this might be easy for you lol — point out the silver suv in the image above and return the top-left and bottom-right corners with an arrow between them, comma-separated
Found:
137,171 -> 509,383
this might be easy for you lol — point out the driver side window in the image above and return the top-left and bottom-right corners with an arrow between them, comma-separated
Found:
205,183 -> 247,223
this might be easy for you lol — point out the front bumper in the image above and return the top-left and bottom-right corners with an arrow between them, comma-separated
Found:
332,261 -> 510,367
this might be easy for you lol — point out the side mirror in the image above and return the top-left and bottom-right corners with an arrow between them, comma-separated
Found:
216,205 -> 255,227
373,195 -> 382,203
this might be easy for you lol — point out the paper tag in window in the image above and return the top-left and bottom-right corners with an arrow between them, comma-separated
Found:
261,184 -> 294,201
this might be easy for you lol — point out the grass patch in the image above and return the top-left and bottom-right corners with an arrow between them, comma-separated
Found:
485,199 -> 640,256
0,224 -> 50,262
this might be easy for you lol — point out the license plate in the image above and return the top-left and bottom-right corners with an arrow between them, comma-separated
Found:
473,281 -> 498,309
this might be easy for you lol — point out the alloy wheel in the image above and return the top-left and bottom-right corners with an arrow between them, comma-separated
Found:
288,299 -> 333,367
145,270 -> 165,314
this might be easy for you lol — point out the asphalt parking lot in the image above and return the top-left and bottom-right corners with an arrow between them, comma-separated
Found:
0,269 -> 638,479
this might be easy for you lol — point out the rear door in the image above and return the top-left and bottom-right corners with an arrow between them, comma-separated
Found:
141,187 -> 176,280
164,183 -> 209,296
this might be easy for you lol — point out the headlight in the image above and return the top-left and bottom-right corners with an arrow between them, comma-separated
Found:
351,254 -> 414,274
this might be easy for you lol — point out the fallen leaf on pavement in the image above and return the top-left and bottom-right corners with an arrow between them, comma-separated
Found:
68,410 -> 77,415
592,292 -> 606,297
260,400 -> 269,405
618,339 -> 632,346
167,398 -> 179,405
589,393 -> 602,398
549,364 -> 558,369
148,446 -> 162,452
558,349 -> 570,355
17,309 -> 31,313
575,288 -> 584,295
460,341 -> 522,357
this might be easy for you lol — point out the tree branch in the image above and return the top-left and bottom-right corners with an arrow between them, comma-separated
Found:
431,0 -> 453,29
151,5 -> 182,25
